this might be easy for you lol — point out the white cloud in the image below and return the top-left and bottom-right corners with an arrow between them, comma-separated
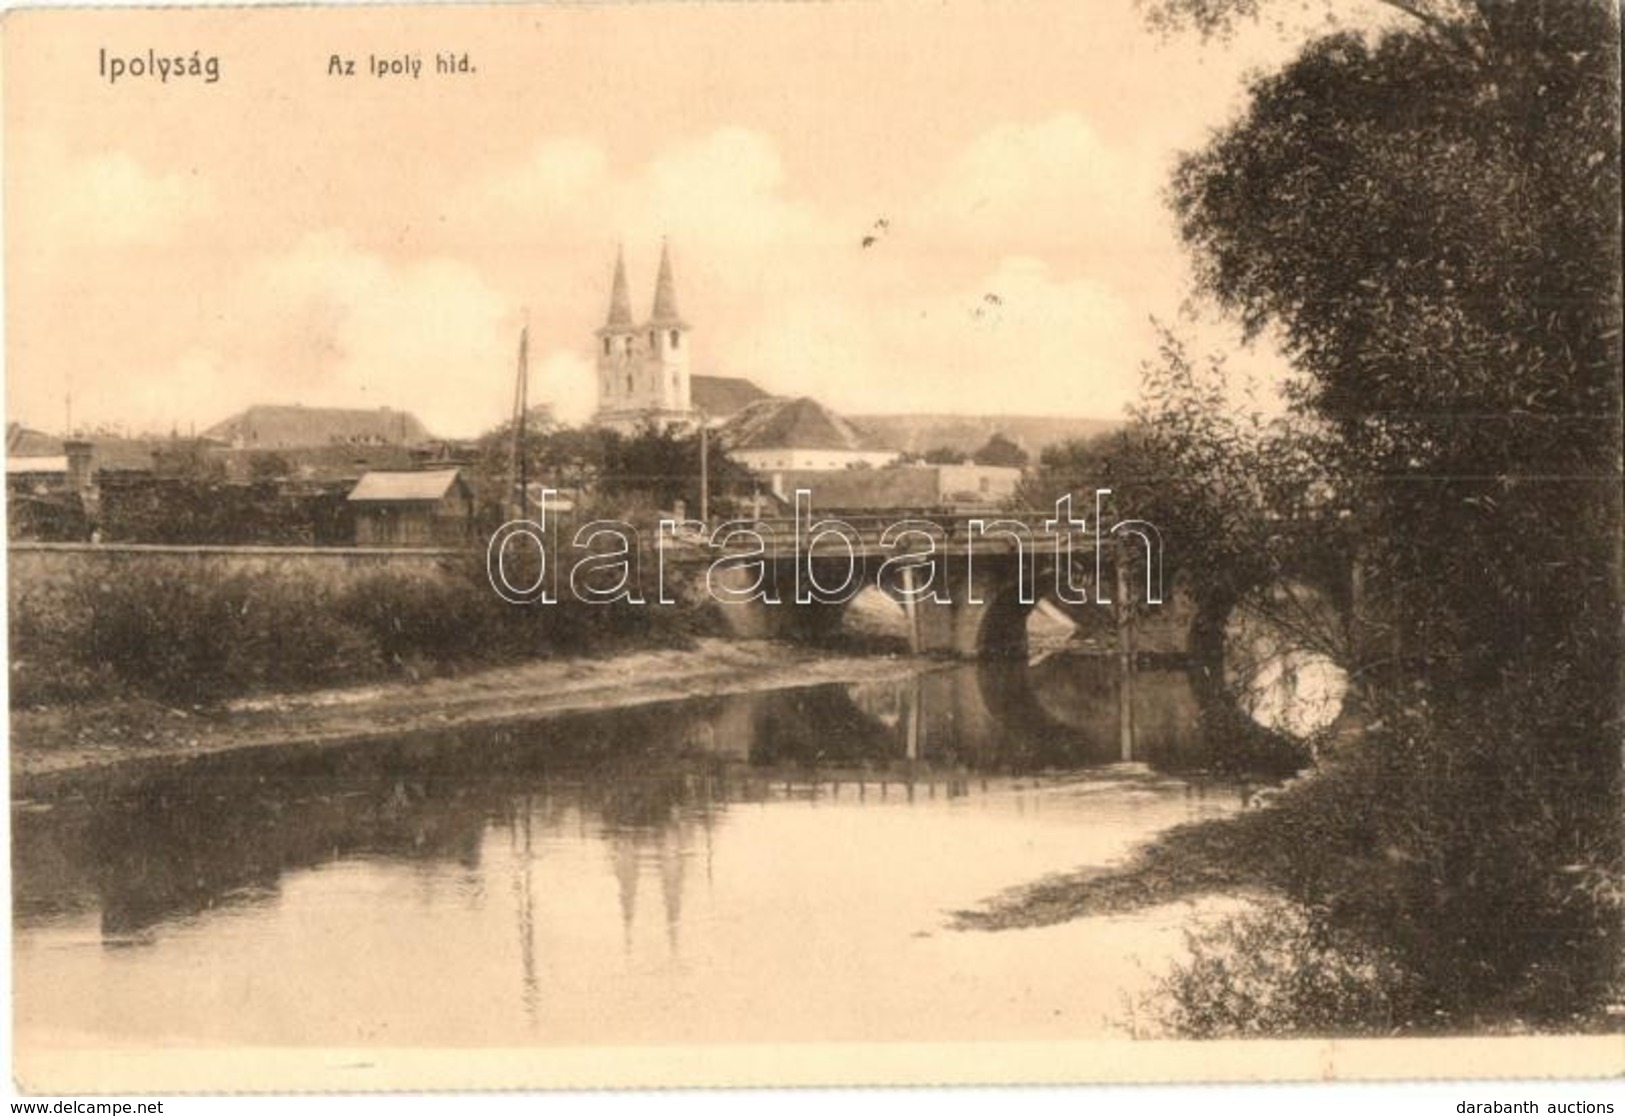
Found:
924,256 -> 1141,414
475,127 -> 817,250
923,113 -> 1167,263
724,293 -> 887,407
726,255 -> 1142,416
629,128 -> 818,250
163,233 -> 517,437
30,143 -> 213,251
533,349 -> 597,424
485,137 -> 610,212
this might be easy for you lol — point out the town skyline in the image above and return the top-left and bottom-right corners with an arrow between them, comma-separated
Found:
5,2 -> 1386,438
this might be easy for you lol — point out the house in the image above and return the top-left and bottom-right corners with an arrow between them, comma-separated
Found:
6,455 -> 76,538
6,439 -> 93,495
347,469 -> 473,547
204,404 -> 432,449
5,455 -> 70,491
766,462 -> 1024,513
216,443 -> 420,484
6,441 -> 95,540
850,414 -> 1118,458
718,396 -> 899,474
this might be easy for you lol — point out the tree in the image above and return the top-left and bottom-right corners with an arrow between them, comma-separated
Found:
597,423 -> 752,517
972,432 -> 1030,468
1024,328 -> 1347,661
467,422 -> 610,523
248,452 -> 293,482
1171,1 -> 1621,717
467,421 -> 753,525
1134,0 -> 1623,1029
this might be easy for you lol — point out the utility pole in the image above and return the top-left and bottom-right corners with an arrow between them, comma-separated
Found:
1116,537 -> 1137,763
518,317 -> 529,517
698,412 -> 710,525
509,314 -> 530,519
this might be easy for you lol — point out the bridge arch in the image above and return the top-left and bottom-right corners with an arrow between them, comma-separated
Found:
698,532 -> 1342,664
1173,542 -> 1361,749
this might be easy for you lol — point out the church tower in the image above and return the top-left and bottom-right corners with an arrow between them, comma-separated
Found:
594,247 -> 638,417
591,242 -> 696,431
645,241 -> 692,415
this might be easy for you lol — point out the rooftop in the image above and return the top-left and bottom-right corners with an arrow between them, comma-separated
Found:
6,455 -> 68,475
347,469 -> 463,503
6,424 -> 64,457
720,397 -> 882,453
205,405 -> 433,449
692,375 -> 774,420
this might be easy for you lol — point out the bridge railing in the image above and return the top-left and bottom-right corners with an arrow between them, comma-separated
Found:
656,511 -> 1102,560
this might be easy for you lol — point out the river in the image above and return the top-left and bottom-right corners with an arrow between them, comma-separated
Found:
13,654 -> 1262,1051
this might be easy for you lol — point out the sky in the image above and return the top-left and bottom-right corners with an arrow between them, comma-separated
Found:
4,1 -> 1372,438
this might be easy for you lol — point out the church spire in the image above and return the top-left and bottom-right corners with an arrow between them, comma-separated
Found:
648,240 -> 687,328
601,246 -> 633,332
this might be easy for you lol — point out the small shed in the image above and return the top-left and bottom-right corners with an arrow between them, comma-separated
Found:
5,455 -> 70,494
347,469 -> 473,547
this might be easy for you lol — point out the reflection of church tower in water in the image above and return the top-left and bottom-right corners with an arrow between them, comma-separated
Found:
592,242 -> 695,432
609,814 -> 694,959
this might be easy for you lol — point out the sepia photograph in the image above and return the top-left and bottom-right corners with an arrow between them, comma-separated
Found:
2,0 -> 1621,1100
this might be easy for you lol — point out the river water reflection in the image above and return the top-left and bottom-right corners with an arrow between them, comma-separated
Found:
14,655 -> 1256,1049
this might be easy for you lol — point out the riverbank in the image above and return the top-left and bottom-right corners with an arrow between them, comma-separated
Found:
9,638 -> 931,788
951,712 -> 1625,1036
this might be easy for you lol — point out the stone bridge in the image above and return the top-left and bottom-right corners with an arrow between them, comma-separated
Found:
657,505 -> 1367,666
659,509 -> 1176,661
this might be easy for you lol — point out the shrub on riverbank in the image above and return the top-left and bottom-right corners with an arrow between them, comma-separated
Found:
1148,899 -> 1415,1038
1142,693 -> 1622,1035
7,554 -> 703,707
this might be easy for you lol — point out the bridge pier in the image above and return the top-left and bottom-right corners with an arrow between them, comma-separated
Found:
900,560 -> 1033,659
705,549 -> 1076,660
707,563 -> 851,645
707,562 -> 782,641
904,595 -> 1030,659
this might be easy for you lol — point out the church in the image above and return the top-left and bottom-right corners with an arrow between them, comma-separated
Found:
587,244 -> 899,471
590,244 -> 784,433
591,243 -> 700,433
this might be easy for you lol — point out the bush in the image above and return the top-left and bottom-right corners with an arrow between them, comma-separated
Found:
1147,899 -> 1414,1038
1278,697 -> 1625,1030
7,552 -> 698,708
1136,691 -> 1623,1035
337,569 -> 497,669
49,565 -> 380,703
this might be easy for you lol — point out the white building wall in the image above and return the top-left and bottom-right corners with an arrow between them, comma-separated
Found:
733,447 -> 900,473
936,463 -> 1023,502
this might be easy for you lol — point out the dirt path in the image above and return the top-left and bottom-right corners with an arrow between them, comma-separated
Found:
8,638 -> 931,786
